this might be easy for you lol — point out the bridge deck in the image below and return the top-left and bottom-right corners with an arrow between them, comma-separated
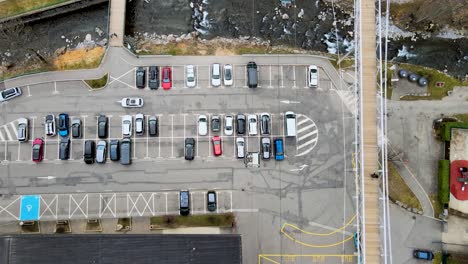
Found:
109,0 -> 125,47
361,0 -> 381,262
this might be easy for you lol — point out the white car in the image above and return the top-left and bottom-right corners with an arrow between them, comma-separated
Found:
198,115 -> 208,136
224,115 -> 234,136
121,97 -> 144,108
186,65 -> 196,88
211,63 -> 221,87
96,140 -> 107,163
122,115 -> 132,138
17,118 -> 29,142
135,113 -> 145,135
248,114 -> 257,136
308,65 -> 318,88
236,137 -> 245,159
223,64 -> 233,86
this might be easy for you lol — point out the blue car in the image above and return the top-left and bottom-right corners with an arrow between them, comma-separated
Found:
274,138 -> 284,161
413,249 -> 434,260
58,113 -> 69,137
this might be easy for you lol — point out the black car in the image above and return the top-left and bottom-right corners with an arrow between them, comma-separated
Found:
211,115 -> 220,132
413,249 -> 434,260
184,138 -> 195,160
148,66 -> 159,89
83,140 -> 95,164
109,139 -> 120,161
236,114 -> 246,135
246,61 -> 258,88
71,118 -> 81,138
179,190 -> 190,216
120,138 -> 131,165
59,138 -> 70,160
97,115 -> 108,139
148,116 -> 158,137
136,67 -> 146,89
207,191 -> 217,212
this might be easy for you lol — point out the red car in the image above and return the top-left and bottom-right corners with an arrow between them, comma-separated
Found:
161,67 -> 172,90
32,138 -> 44,162
212,136 -> 222,156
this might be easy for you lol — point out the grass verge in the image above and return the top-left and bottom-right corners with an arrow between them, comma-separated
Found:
84,73 -> 108,89
430,194 -> 443,218
150,213 -> 235,229
398,63 -> 468,100
53,46 -> 105,70
453,114 -> 468,123
0,0 -> 70,19
388,161 -> 423,211
433,252 -> 464,264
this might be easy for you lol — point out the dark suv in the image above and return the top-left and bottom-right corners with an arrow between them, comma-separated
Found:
97,115 -> 108,139
136,67 -> 146,88
148,66 -> 159,89
179,190 -> 190,216
184,138 -> 195,160
83,140 -> 95,164
246,62 -> 258,88
236,114 -> 246,135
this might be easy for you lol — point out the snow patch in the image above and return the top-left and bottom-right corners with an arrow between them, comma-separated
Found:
397,45 -> 417,59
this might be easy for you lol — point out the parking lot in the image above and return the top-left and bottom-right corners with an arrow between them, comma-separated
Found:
0,112 -> 318,164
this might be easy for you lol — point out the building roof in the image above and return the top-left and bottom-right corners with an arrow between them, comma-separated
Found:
0,234 -> 242,264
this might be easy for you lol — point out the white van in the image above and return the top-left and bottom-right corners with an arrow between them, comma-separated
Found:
285,111 -> 296,137
211,63 -> 221,87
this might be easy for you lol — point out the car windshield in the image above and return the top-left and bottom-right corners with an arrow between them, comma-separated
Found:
187,76 -> 195,82
129,99 -> 136,105
59,118 -> 65,127
311,69 -> 317,74
250,118 -> 256,123
150,71 -> 156,79
199,118 -> 206,122
238,141 -> 244,146
137,71 -> 143,76
163,70 -> 169,81
208,193 -> 215,202
214,140 -> 220,145
225,69 -> 232,80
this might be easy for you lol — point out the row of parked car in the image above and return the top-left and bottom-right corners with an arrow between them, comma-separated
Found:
179,190 -> 217,216
136,62 -> 259,89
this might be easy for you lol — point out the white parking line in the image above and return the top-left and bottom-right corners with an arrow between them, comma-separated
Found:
269,65 -> 273,88
109,68 -> 135,85
165,192 -> 168,215
3,142 -> 6,161
297,118 -> 309,126
82,116 -> 87,140
171,66 -> 175,89
297,140 -> 315,150
171,114 -> 174,158
53,81 -> 58,94
297,124 -> 315,133
208,114 -> 212,157
183,66 -> 187,89
298,130 -> 318,141
280,66 -> 284,88
56,134 -> 60,160
17,140 -> 21,161
232,66 -> 236,87
145,115 -> 150,159
9,123 -> 16,141
183,114 -> 186,155
0,129 -> 5,142
208,66 -> 212,88
195,65 -> 200,89
27,85 -> 31,97
3,125 -> 13,141
292,65 -> 297,89
281,113 -> 286,149
195,114 -> 199,157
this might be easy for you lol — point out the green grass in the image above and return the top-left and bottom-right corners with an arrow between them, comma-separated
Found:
388,161 -> 422,210
150,213 -> 235,229
433,252 -> 464,264
440,122 -> 468,141
398,63 -> 468,100
453,114 -> 468,123
0,0 -> 70,19
430,194 -> 444,218
234,46 -> 296,55
438,160 -> 450,205
84,73 -> 108,89
329,57 -> 355,69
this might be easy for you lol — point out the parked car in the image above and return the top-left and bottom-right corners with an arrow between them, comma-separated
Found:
121,115 -> 132,138
45,114 -> 56,136
211,115 -> 221,132
71,118 -> 81,138
223,64 -> 233,86
0,87 -> 22,102
246,61 -> 258,88
179,190 -> 190,216
161,67 -> 172,90
135,113 -> 145,135
261,137 -> 271,159
83,140 -> 95,164
413,250 -> 434,260
207,191 -> 217,212
248,114 -> 258,135
148,66 -> 159,89
148,116 -> 158,137
260,113 -> 270,135
136,67 -> 146,89
212,136 -> 222,156
109,139 -> 120,161
120,138 -> 132,165
285,111 -> 296,137
224,115 -> 234,136
59,138 -> 70,160
236,137 -> 245,159
308,65 -> 318,88
96,140 -> 107,163
198,115 -> 208,136
274,138 -> 284,161
97,115 -> 108,139
236,114 -> 246,135
186,65 -> 196,88
32,138 -> 44,162
17,118 -> 28,142
58,113 -> 69,137
121,97 -> 144,108
211,63 -> 221,87
185,138 -> 195,160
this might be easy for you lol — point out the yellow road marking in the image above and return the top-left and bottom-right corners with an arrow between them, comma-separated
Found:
258,254 -> 356,264
281,229 -> 355,248
352,152 -> 356,169
281,214 -> 356,236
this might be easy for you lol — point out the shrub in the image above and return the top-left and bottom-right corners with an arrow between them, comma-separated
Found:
439,122 -> 468,141
438,160 -> 450,205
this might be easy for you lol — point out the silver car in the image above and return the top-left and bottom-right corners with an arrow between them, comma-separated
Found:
198,115 -> 208,136
186,65 -> 196,88
224,115 -> 234,136
96,140 -> 107,163
17,118 -> 29,142
261,137 -> 271,159
135,113 -> 145,135
236,137 -> 245,159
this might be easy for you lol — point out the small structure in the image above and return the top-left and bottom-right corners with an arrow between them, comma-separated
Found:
245,152 -> 260,168
281,0 -> 292,8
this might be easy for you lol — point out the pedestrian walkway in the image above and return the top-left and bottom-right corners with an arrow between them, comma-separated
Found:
360,0 -> 381,262
108,0 -> 126,47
